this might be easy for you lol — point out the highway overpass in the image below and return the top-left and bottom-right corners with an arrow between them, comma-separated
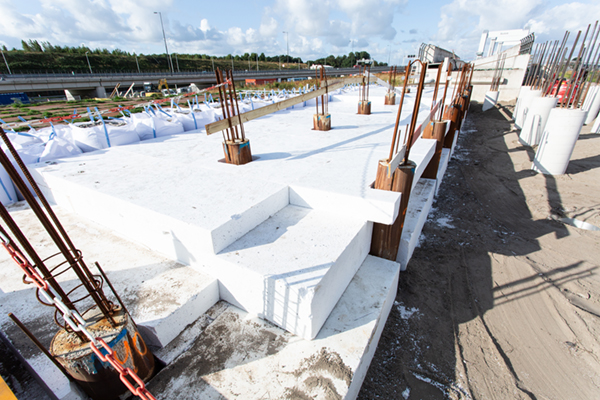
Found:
0,67 -> 391,98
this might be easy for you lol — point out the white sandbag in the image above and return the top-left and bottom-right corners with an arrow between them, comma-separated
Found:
0,165 -> 16,206
39,136 -> 82,162
131,112 -> 184,140
171,108 -> 217,131
71,119 -> 140,152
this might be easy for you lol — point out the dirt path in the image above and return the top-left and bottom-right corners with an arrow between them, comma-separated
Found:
358,102 -> 600,399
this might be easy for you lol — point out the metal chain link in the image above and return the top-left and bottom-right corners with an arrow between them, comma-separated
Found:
0,237 -> 157,400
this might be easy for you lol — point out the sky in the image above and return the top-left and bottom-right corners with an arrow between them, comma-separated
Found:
1,0 -> 600,64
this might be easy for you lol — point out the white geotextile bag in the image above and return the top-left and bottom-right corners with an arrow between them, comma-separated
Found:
171,108 -> 216,131
131,112 -> 184,140
71,119 -> 140,152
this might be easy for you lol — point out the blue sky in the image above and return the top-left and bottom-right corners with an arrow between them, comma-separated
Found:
1,0 -> 599,63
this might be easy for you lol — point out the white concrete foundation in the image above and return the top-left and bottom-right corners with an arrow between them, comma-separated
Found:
28,86 -> 440,342
147,254 -> 400,400
214,204 -> 372,339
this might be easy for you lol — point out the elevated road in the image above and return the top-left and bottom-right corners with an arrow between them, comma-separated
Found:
0,67 -> 391,95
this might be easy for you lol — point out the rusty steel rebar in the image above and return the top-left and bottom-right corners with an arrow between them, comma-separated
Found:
8,313 -> 74,381
0,128 -> 119,338
388,62 -> 412,161
404,60 -> 428,164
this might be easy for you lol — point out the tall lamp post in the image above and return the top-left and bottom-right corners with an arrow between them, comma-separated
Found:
154,11 -> 174,74
135,53 -> 140,73
85,51 -> 93,74
283,31 -> 289,67
1,48 -> 11,74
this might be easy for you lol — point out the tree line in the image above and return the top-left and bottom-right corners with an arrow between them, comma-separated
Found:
0,40 -> 386,74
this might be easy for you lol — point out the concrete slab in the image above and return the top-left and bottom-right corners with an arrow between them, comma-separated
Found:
147,254 -> 400,400
214,204 -> 372,340
23,86 -> 440,343
397,178 -> 437,270
0,202 -> 218,399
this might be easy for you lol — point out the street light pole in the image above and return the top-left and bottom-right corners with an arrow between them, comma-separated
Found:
135,54 -> 140,73
283,31 -> 289,66
1,49 -> 11,74
85,51 -> 93,74
154,11 -> 174,74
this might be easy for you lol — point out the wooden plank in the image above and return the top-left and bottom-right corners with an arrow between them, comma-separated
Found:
205,76 -> 365,135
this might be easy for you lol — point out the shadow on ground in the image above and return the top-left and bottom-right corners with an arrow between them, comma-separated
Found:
358,102 -> 600,399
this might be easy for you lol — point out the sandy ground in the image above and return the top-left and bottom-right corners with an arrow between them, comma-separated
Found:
358,101 -> 600,399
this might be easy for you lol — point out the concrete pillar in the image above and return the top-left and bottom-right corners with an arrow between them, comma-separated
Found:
95,86 -> 107,98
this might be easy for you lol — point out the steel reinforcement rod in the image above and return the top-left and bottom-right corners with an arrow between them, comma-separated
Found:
404,60 -> 428,164
388,60 -> 413,162
0,128 -> 117,331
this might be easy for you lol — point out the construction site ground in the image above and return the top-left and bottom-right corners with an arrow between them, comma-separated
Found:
358,101 -> 600,399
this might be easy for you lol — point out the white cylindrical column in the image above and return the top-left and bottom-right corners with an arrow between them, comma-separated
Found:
593,113 -> 600,133
482,91 -> 499,111
515,89 -> 542,129
532,108 -> 586,175
583,85 -> 600,125
519,97 -> 558,146
514,86 -> 531,121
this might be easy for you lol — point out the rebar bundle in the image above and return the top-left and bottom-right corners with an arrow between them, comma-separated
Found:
315,66 -> 329,116
215,68 -> 245,142
0,127 -> 121,341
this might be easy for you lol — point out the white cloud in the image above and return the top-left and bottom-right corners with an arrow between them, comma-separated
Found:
525,2 -> 600,39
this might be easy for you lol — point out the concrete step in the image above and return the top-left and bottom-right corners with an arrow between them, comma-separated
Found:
147,254 -> 401,400
210,204 -> 372,340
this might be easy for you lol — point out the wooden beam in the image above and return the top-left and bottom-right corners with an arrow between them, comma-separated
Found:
205,76 -> 366,135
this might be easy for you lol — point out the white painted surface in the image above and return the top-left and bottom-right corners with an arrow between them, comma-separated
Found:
397,178 -> 436,270
519,97 -> 558,146
532,108 -> 586,175
482,91 -> 499,111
